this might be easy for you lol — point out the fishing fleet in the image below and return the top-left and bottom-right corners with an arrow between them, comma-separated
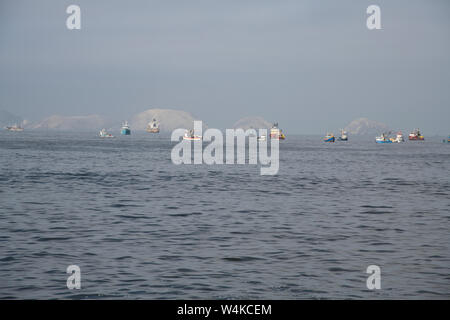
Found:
374,130 -> 419,144
5,118 -> 442,145
322,128 -> 427,144
323,130 -> 347,142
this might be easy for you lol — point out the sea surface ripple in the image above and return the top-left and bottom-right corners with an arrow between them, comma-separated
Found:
0,131 -> 449,299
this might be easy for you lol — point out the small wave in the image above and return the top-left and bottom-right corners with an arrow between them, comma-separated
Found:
222,256 -> 265,262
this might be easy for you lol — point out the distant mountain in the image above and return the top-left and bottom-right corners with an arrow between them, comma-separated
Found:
131,108 -> 204,132
233,116 -> 272,130
0,109 -> 23,127
344,118 -> 391,135
31,115 -> 108,131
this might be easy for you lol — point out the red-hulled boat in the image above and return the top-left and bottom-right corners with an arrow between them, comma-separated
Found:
408,128 -> 424,141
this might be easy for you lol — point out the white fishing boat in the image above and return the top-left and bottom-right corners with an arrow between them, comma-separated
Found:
99,128 -> 114,138
338,129 -> 348,141
5,124 -> 24,132
183,129 -> 202,141
146,118 -> 160,133
390,131 -> 404,143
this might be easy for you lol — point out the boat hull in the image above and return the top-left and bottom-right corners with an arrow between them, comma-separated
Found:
146,128 -> 160,133
324,137 -> 335,143
408,136 -> 424,141
5,127 -> 24,132
121,129 -> 131,135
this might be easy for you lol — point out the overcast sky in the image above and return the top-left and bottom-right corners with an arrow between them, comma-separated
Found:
1,0 -> 449,134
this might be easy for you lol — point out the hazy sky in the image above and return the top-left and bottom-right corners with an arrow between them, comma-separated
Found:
1,0 -> 449,134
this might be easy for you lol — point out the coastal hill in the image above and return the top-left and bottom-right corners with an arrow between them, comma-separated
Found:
233,116 -> 272,130
131,108 -> 203,132
21,109 -> 204,132
31,115 -> 108,131
344,118 -> 391,135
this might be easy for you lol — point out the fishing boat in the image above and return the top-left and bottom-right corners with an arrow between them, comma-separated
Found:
443,135 -> 450,143
146,118 -> 160,133
390,131 -> 404,143
99,128 -> 114,138
183,129 -> 202,141
5,124 -> 24,132
408,128 -> 424,141
270,123 -> 286,140
375,133 -> 392,143
324,133 -> 335,143
121,121 -> 131,135
338,129 -> 348,141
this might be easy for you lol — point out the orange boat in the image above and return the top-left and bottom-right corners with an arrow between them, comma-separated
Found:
269,123 -> 285,140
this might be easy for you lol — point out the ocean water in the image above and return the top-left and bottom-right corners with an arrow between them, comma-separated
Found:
0,131 -> 449,299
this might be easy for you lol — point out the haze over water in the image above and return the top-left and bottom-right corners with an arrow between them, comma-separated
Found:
0,132 -> 449,299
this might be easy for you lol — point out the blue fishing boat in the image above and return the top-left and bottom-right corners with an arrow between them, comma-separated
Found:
324,133 -> 335,143
375,133 -> 392,143
443,135 -> 450,143
121,121 -> 131,135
